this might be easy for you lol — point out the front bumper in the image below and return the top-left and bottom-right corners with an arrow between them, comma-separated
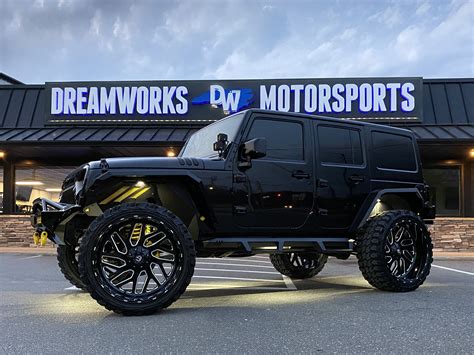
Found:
31,198 -> 82,245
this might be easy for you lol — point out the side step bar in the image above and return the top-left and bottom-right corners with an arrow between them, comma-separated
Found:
202,237 -> 354,254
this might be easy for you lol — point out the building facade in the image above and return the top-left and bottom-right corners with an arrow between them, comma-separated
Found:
0,76 -> 473,250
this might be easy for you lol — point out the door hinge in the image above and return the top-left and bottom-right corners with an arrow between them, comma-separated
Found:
234,206 -> 248,214
233,174 -> 247,183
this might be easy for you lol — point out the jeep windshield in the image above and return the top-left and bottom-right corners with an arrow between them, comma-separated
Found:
180,113 -> 245,158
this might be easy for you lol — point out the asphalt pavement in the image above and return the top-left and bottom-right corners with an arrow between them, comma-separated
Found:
0,252 -> 473,354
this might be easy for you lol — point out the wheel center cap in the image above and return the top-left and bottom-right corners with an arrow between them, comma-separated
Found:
391,244 -> 402,255
129,246 -> 149,266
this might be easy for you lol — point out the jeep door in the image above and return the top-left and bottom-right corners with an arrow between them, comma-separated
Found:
313,122 -> 371,232
232,114 -> 314,229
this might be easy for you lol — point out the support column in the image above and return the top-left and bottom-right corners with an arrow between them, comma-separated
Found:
464,159 -> 473,217
3,160 -> 15,214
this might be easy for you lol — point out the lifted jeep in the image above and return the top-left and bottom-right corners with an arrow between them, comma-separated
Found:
31,109 -> 435,315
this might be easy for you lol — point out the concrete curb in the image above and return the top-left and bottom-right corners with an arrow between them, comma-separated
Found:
0,246 -> 57,255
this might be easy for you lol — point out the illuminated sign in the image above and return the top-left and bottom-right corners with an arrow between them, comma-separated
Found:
45,77 -> 422,124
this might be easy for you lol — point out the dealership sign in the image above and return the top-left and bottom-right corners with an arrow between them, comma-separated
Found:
45,78 -> 422,124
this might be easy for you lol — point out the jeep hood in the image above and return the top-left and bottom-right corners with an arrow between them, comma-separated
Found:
88,157 -> 221,170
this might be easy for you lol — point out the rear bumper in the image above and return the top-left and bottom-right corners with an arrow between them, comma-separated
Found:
31,198 -> 82,245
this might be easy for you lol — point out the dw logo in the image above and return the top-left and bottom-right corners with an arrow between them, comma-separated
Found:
192,85 -> 254,113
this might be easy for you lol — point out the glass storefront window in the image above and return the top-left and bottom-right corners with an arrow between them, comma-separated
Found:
424,167 -> 461,216
0,166 -> 3,213
15,166 -> 76,214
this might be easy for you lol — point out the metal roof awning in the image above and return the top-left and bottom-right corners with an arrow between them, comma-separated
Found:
0,127 -> 199,145
403,125 -> 474,142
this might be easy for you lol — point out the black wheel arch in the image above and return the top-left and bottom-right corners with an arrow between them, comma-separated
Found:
85,173 -> 214,240
351,188 -> 426,232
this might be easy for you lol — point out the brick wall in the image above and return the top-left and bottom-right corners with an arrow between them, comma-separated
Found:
0,215 -> 473,251
429,218 -> 474,252
0,215 -> 46,247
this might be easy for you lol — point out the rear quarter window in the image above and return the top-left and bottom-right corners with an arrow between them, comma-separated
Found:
372,131 -> 417,172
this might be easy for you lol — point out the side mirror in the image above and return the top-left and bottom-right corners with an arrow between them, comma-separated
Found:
213,133 -> 228,157
243,138 -> 267,159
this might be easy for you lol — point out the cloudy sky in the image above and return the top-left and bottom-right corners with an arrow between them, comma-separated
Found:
0,0 -> 473,83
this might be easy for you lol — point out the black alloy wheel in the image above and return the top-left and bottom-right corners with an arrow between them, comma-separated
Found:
79,203 -> 195,315
270,251 -> 328,279
357,210 -> 433,292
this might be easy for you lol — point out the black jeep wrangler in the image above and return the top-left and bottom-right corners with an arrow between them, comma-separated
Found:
31,109 -> 435,315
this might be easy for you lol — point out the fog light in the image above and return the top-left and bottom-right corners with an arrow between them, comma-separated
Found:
135,181 -> 146,188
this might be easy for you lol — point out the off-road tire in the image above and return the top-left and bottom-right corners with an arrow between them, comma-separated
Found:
270,252 -> 328,279
57,244 -> 86,290
356,210 -> 433,292
78,203 -> 196,316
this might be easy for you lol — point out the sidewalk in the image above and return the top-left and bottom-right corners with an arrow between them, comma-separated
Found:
0,246 -> 473,259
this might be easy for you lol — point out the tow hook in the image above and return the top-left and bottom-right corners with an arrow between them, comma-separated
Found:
33,230 -> 49,246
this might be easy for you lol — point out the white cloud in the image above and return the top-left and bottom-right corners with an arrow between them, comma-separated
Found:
0,0 -> 472,83
416,1 -> 431,16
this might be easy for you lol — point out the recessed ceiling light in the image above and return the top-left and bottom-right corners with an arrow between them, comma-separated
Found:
167,150 -> 176,157
470,149 -> 474,158
0,151 -> 5,159
16,181 -> 44,186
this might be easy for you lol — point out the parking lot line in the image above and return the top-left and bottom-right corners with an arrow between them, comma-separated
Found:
282,275 -> 297,290
197,258 -> 272,265
18,255 -> 42,260
197,261 -> 276,269
195,267 -> 280,275
186,284 -> 289,291
432,264 -> 474,276
193,275 -> 285,283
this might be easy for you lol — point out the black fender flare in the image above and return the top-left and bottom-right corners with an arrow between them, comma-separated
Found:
351,188 -> 424,231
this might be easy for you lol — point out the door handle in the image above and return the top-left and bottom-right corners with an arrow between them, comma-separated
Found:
348,175 -> 365,183
292,170 -> 311,179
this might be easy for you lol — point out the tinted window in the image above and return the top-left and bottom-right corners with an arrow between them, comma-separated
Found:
247,119 -> 303,160
318,126 -> 364,165
372,131 -> 417,171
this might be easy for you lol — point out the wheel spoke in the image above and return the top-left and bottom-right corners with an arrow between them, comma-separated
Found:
295,256 -> 302,267
402,249 -> 414,262
155,261 -> 169,279
151,249 -> 175,263
143,231 -> 166,248
110,269 -> 134,287
394,226 -> 404,242
398,258 -> 406,275
389,259 -> 398,275
110,232 -> 127,255
141,274 -> 150,293
400,239 -> 414,247
101,254 -> 127,269
147,265 -> 161,286
130,223 -> 143,247
131,271 -> 140,294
